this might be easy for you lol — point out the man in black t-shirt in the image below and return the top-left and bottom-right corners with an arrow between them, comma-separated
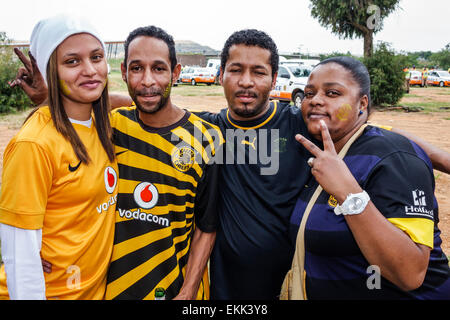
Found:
196,29 -> 312,299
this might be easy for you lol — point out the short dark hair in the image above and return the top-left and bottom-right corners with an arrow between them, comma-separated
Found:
220,29 -> 279,77
123,25 -> 177,71
317,56 -> 372,112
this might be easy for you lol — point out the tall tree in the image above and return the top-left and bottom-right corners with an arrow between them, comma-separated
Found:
309,0 -> 400,57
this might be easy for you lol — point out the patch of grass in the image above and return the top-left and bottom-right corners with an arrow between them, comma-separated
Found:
403,93 -> 422,98
172,83 -> 224,97
0,108 -> 30,129
401,101 -> 450,112
107,70 -> 128,93
433,88 -> 450,95
108,58 -> 122,71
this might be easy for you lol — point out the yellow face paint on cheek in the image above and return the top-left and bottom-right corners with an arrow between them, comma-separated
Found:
59,79 -> 71,96
336,103 -> 352,121
162,79 -> 172,99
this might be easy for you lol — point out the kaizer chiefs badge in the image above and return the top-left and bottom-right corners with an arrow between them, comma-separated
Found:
328,195 -> 338,208
171,146 -> 196,172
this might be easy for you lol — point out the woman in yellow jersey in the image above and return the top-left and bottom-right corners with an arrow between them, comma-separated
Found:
0,14 -> 118,299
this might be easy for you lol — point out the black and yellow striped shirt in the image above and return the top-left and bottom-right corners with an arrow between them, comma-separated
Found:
106,107 -> 223,300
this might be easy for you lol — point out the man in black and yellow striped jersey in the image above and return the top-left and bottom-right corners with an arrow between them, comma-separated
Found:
105,26 -> 224,300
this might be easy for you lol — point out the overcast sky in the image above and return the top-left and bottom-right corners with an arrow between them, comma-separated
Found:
1,0 -> 449,56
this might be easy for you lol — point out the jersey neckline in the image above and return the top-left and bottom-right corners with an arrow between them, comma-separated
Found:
225,100 -> 278,130
135,108 -> 191,135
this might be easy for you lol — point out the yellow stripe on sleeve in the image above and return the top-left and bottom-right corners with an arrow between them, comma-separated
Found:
369,122 -> 393,131
387,217 -> 434,249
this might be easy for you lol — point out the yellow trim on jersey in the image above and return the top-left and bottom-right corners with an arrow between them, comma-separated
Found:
368,122 -> 393,131
226,100 -> 278,130
387,217 -> 434,249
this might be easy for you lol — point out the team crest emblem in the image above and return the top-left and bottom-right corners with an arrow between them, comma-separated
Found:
328,195 -> 338,208
171,146 -> 195,172
134,182 -> 159,209
104,166 -> 118,194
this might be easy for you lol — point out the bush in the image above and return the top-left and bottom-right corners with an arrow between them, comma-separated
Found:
363,42 -> 405,108
0,32 -> 33,114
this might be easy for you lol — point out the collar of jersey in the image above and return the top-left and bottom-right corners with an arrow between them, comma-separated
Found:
226,100 -> 277,130
38,105 -> 94,131
135,108 -> 191,134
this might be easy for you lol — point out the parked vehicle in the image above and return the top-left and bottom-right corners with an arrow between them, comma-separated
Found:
178,66 -> 196,84
427,70 -> 450,87
206,59 -> 220,71
409,70 -> 423,86
180,67 -> 215,85
280,58 -> 320,68
269,64 -> 312,107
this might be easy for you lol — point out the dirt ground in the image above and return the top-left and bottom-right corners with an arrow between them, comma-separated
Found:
0,88 -> 449,254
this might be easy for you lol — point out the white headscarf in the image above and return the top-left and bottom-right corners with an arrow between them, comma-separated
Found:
29,14 -> 106,83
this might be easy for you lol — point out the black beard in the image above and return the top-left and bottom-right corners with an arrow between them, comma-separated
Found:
231,91 -> 270,119
134,94 -> 169,115
129,82 -> 172,115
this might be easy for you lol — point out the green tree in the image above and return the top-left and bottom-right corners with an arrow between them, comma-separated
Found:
363,42 -> 404,107
0,32 -> 32,113
310,0 -> 400,57
318,51 -> 357,61
430,44 -> 450,69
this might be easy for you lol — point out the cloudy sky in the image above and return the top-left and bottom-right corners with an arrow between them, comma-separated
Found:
1,0 -> 448,56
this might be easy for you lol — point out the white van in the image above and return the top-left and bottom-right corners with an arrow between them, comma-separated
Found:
281,58 -> 319,68
206,59 -> 220,71
270,64 -> 312,107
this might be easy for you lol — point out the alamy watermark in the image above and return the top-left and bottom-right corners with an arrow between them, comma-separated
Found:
170,122 -> 281,176
366,265 -> 381,290
366,4 -> 382,30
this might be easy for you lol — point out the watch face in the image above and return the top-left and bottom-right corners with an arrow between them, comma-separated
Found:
349,197 -> 364,211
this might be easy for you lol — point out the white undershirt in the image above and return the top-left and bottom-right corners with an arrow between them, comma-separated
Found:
0,117 -> 92,299
69,117 -> 92,128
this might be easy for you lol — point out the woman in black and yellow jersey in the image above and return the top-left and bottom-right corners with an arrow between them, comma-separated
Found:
0,14 -> 117,299
291,56 -> 449,299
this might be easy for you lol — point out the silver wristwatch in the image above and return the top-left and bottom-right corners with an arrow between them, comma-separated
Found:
334,191 -> 370,216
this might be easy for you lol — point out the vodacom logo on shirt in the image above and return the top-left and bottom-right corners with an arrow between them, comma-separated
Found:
133,182 -> 159,209
104,166 -> 118,194
96,166 -> 118,214
117,182 -> 168,227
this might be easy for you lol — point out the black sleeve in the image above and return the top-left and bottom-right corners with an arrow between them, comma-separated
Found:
193,161 -> 221,233
363,151 -> 435,222
193,111 -> 220,125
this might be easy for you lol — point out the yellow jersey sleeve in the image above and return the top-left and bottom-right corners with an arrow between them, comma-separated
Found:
388,217 -> 434,249
0,141 -> 52,229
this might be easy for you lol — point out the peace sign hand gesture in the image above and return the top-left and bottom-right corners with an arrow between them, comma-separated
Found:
8,48 -> 48,105
295,120 -> 362,204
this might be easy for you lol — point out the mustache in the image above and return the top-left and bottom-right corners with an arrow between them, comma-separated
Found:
235,90 -> 258,97
136,88 -> 162,96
